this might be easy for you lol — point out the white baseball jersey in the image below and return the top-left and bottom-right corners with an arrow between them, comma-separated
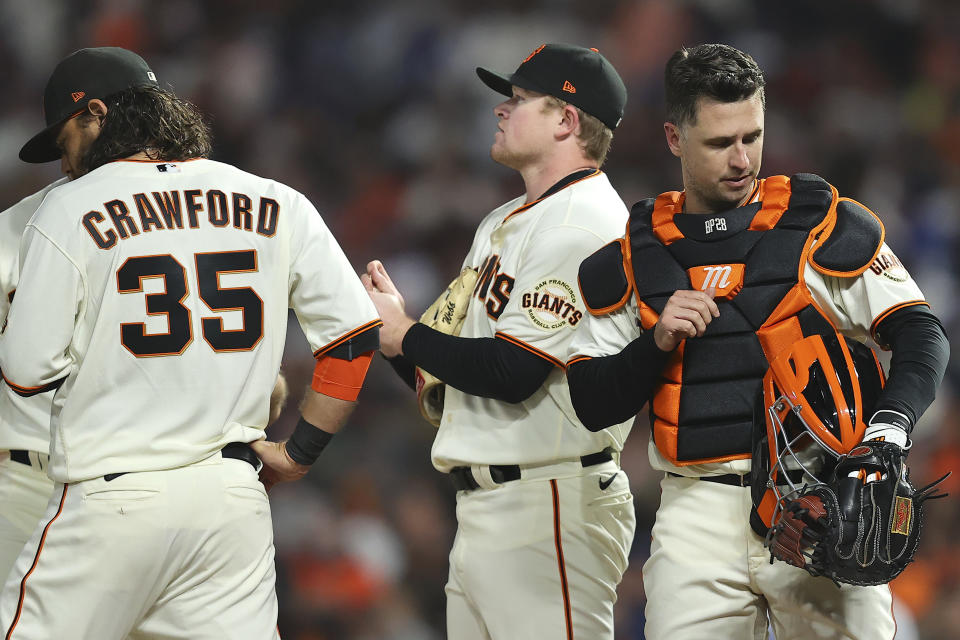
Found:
0,178 -> 68,453
570,231 -> 926,478
0,158 -> 380,483
0,179 -> 66,585
432,170 -> 629,471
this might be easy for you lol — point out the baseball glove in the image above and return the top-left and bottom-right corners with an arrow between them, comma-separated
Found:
767,441 -> 949,586
416,267 -> 479,426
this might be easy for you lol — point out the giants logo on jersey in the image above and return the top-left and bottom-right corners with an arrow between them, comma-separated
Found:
474,254 -> 514,319
687,263 -> 745,300
520,279 -> 582,330
868,252 -> 908,282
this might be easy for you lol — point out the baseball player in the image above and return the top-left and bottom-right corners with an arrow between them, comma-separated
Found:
365,44 -> 635,639
0,47 -> 380,639
567,43 -> 950,639
0,178 -> 66,583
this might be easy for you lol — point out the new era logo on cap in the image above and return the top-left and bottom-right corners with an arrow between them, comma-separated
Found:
476,43 -> 627,130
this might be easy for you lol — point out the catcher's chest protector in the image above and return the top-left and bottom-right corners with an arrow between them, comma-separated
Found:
628,174 -> 839,465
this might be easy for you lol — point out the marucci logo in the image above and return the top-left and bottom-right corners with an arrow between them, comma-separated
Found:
686,263 -> 745,300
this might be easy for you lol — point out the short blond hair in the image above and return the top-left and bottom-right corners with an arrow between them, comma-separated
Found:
543,95 -> 614,166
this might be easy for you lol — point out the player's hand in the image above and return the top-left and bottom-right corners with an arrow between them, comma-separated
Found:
363,260 -> 415,358
249,439 -> 310,492
362,260 -> 405,308
653,288 -> 719,351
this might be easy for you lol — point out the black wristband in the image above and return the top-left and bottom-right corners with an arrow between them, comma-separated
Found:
285,417 -> 334,466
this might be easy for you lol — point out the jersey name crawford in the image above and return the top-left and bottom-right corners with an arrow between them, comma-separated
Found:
82,189 -> 280,250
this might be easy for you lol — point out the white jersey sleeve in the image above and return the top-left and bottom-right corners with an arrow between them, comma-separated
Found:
805,243 -> 926,344
568,300 -> 639,361
0,221 -> 82,394
0,178 -> 70,453
0,179 -> 68,325
287,192 -> 380,356
494,223 -> 615,366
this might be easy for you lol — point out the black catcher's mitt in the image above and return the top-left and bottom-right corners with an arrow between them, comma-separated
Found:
767,441 -> 949,586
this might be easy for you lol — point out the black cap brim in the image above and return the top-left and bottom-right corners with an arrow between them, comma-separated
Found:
20,119 -> 67,164
476,67 -> 547,99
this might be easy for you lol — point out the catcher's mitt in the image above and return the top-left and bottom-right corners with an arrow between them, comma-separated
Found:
416,267 -> 479,426
767,441 -> 949,586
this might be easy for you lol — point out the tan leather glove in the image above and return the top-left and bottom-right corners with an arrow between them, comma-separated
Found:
416,267 -> 479,426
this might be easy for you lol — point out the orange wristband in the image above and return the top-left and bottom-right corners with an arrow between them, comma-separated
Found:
310,352 -> 373,401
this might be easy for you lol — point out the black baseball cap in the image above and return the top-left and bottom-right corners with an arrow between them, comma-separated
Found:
20,47 -> 159,163
476,43 -> 627,130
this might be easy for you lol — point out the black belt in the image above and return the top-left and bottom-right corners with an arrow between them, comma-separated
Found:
667,468 -> 806,487
449,448 -> 614,492
104,442 -> 260,482
10,450 -> 31,466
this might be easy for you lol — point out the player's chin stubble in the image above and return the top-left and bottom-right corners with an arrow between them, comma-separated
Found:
490,144 -> 534,171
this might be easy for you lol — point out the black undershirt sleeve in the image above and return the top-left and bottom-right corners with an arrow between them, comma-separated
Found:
873,305 -> 950,429
567,330 -> 673,431
396,322 -> 554,403
384,353 -> 417,391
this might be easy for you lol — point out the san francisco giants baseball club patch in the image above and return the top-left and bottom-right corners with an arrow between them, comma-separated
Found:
520,279 -> 583,330
891,496 -> 912,535
868,251 -> 908,283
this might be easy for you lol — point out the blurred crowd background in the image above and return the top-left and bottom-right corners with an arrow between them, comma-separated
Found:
2,0 -> 959,637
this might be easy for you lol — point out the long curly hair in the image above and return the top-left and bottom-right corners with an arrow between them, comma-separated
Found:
84,85 -> 213,171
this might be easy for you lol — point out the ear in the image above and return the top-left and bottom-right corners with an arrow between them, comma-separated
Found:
86,99 -> 109,118
557,104 -> 581,138
664,122 -> 683,158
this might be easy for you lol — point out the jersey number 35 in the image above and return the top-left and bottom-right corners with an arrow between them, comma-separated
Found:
117,249 -> 263,357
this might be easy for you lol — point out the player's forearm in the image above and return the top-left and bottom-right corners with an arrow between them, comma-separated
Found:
873,306 -> 950,428
384,353 -> 417,391
401,323 -> 552,403
567,331 -> 670,430
299,388 -> 357,436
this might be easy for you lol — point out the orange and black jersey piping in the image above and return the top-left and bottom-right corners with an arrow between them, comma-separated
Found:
389,323 -> 554,404
1,370 -> 65,398
502,168 -> 600,222
313,319 -> 382,361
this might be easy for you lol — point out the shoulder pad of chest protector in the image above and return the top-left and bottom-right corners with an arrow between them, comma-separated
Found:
578,239 -> 631,315
809,197 -> 885,277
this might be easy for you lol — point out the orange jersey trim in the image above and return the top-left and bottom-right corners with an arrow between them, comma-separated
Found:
311,352 -> 373,402
495,332 -> 565,369
312,320 -> 383,359
6,485 -> 69,640
109,157 -> 205,164
566,354 -> 593,367
503,170 -> 601,223
870,300 -> 929,348
550,479 -> 574,640
1,373 -> 63,398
